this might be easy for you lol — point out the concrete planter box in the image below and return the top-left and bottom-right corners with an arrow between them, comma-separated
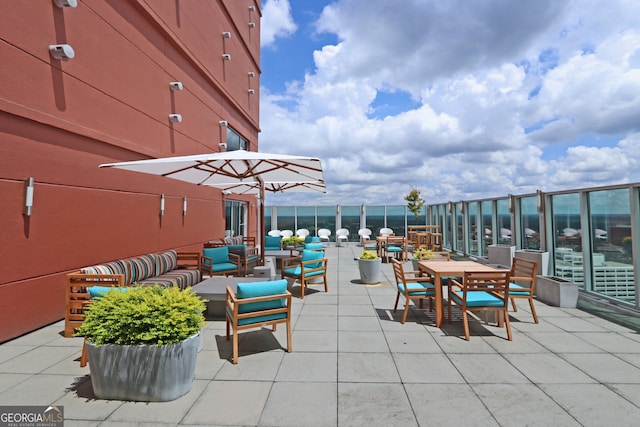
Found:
86,332 -> 200,401
536,276 -> 579,308
488,245 -> 515,267
515,249 -> 550,275
358,258 -> 382,284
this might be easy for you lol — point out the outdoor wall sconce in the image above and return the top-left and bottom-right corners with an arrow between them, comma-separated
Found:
222,54 -> 231,60
160,193 -> 165,216
248,89 -> 255,94
182,196 -> 188,216
23,177 -> 35,216
169,81 -> 183,91
537,190 -> 545,212
49,44 -> 75,59
222,31 -> 231,39
248,22 -> 256,28
219,142 -> 227,150
222,190 -> 232,196
168,114 -> 182,123
248,71 -> 255,77
54,0 -> 78,8
249,6 -> 256,12
219,120 -> 228,127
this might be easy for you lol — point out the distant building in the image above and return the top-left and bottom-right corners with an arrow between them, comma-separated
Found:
0,1 -> 261,341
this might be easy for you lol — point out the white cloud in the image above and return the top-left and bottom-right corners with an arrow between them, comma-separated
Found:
260,0 -> 297,48
259,0 -> 640,206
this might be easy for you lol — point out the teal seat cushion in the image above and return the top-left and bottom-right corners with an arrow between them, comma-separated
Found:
450,291 -> 503,307
508,283 -> 531,296
88,286 -> 129,299
203,246 -> 230,264
236,279 -> 288,313
304,243 -> 323,250
211,262 -> 238,272
398,282 -> 435,295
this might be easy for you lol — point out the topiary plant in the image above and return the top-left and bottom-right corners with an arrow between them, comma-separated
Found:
75,286 -> 206,346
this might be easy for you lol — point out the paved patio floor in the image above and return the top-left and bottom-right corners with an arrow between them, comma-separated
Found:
2,246 -> 640,426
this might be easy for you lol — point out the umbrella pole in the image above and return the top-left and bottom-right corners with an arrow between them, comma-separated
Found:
259,185 -> 265,265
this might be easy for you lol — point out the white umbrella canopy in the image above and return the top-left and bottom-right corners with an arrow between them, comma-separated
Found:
100,150 -> 326,262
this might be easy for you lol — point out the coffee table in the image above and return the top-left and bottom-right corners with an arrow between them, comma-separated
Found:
192,276 -> 264,317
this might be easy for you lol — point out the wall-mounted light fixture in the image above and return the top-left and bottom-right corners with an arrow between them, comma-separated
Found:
222,31 -> 231,39
219,120 -> 228,127
248,5 -> 256,12
218,142 -> 227,150
49,44 -> 75,59
537,190 -> 545,212
160,193 -> 165,216
169,81 -> 183,91
222,53 -> 231,60
222,190 -> 232,196
248,71 -> 255,77
23,177 -> 35,216
54,0 -> 78,8
248,22 -> 256,28
168,114 -> 182,123
182,196 -> 188,216
248,89 -> 255,94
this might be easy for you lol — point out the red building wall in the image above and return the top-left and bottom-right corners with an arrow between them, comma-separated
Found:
0,0 -> 261,342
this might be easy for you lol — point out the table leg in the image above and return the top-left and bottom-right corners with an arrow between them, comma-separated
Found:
435,274 -> 443,327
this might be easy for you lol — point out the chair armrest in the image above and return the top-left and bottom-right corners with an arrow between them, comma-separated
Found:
228,252 -> 241,264
282,256 -> 302,268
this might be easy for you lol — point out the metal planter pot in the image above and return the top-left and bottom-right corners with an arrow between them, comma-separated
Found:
86,332 -> 200,401
358,258 -> 382,284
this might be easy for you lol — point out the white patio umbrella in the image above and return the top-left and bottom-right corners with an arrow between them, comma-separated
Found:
100,150 -> 326,262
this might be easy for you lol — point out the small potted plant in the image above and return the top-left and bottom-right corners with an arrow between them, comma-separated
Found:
622,236 -> 632,256
281,236 -> 304,248
357,250 -> 382,284
76,286 -> 206,401
411,247 -> 434,270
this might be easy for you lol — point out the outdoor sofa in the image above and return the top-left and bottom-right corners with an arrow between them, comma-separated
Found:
64,249 -> 201,337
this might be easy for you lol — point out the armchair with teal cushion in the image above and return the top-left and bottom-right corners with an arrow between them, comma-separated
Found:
264,235 -> 282,251
391,259 -> 435,324
282,249 -> 328,298
225,279 -> 292,364
227,244 -> 260,276
201,246 -> 240,277
447,270 -> 512,341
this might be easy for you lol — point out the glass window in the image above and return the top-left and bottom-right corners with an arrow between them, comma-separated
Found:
365,206 -> 385,236
226,127 -> 248,151
225,200 -> 247,237
497,199 -> 511,245
588,189 -> 634,303
467,202 -> 479,256
520,196 -> 540,249
340,206 -> 360,241
551,193 -> 583,285
454,202 -> 464,251
386,205 -> 406,236
264,206 -> 272,236
480,200 -> 493,256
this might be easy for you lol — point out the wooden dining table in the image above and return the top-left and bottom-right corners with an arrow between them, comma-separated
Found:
418,260 -> 509,327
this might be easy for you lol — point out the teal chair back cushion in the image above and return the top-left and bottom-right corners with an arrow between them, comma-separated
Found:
305,236 -> 320,244
236,279 -> 288,313
264,235 -> 281,249
301,250 -> 324,269
203,246 -> 230,264
304,243 -> 323,250
227,244 -> 247,251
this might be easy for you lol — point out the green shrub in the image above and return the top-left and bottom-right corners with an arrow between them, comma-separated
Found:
281,236 -> 304,246
76,286 -> 206,346
359,250 -> 379,260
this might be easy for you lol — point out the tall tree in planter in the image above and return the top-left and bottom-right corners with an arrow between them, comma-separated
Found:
404,188 -> 426,220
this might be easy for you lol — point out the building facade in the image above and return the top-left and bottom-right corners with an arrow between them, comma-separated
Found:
0,0 -> 261,342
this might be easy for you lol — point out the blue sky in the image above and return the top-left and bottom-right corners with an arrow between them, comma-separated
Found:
258,0 -> 640,206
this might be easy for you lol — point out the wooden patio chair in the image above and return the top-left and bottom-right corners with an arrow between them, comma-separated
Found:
447,270 -> 512,341
225,279 -> 292,364
508,257 -> 539,323
391,258 -> 436,324
282,250 -> 328,298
